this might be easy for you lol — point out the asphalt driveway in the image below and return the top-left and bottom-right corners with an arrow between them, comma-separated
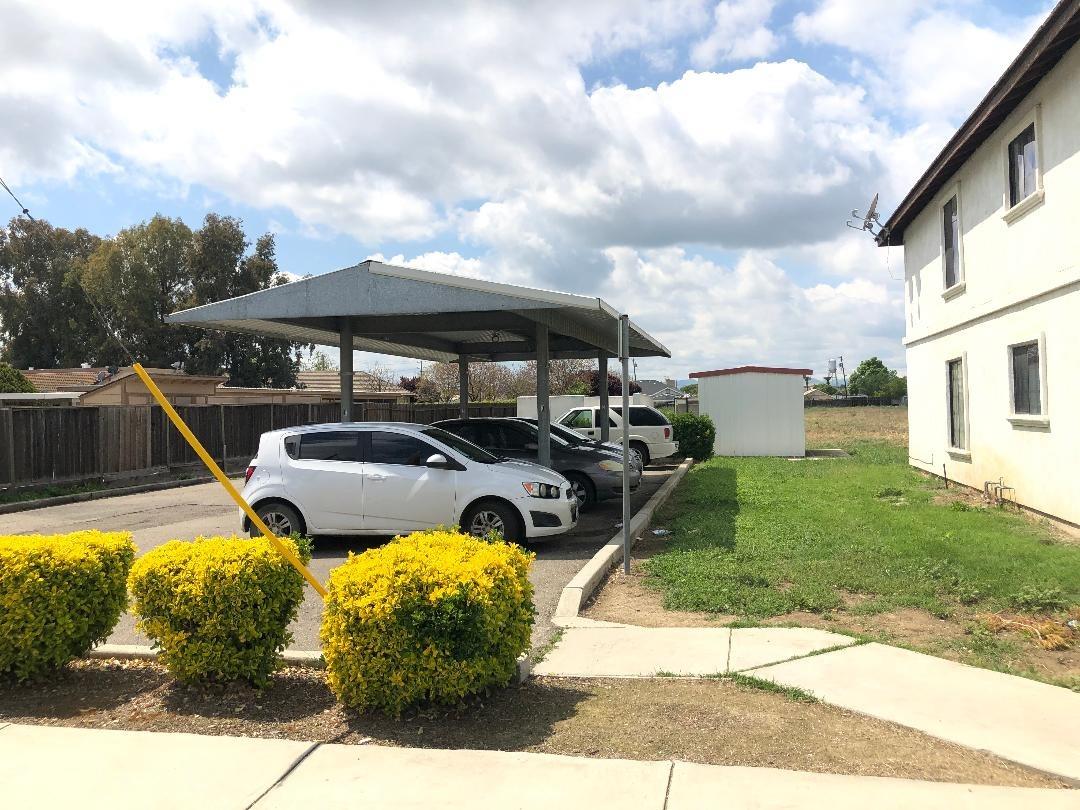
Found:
4,463 -> 678,653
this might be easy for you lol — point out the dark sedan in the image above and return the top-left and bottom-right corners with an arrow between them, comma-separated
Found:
432,417 -> 641,508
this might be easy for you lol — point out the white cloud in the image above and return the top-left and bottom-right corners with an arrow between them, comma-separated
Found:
603,246 -> 904,378
691,0 -> 780,67
794,0 -> 1047,123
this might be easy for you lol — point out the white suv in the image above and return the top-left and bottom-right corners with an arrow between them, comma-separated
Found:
241,423 -> 577,543
558,405 -> 678,467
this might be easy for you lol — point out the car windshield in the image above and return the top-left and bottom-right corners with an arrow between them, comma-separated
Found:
517,419 -> 589,446
420,427 -> 500,464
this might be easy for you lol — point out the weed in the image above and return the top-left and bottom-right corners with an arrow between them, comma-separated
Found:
1011,585 -> 1067,613
727,673 -> 818,703
950,501 -> 972,512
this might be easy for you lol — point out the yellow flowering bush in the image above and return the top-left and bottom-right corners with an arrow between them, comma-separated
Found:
0,531 -> 135,680
322,529 -> 534,714
128,535 -> 309,686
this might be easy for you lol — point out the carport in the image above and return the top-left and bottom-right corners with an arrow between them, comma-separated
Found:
167,260 -> 670,556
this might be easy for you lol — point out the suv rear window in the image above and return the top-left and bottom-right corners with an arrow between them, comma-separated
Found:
613,407 -> 670,426
297,431 -> 360,461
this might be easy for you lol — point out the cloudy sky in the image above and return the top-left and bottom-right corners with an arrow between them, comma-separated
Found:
0,0 -> 1050,380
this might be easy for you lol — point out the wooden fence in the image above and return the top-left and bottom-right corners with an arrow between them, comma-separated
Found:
0,401 -> 515,487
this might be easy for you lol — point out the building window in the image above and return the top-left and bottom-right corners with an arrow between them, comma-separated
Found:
942,195 -> 961,290
1007,337 -> 1048,428
1007,123 -> 1038,207
947,358 -> 967,451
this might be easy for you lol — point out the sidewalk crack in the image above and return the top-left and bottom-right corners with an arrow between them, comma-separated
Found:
725,625 -> 733,674
245,740 -> 322,809
661,760 -> 675,810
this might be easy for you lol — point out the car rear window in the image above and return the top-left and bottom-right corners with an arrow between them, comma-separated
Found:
613,407 -> 670,426
297,431 -> 360,461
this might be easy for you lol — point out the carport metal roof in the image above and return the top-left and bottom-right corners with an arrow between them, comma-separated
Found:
166,260 -> 669,362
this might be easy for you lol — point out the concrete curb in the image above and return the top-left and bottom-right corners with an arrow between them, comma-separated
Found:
552,457 -> 693,625
0,475 -> 229,515
89,643 -> 327,669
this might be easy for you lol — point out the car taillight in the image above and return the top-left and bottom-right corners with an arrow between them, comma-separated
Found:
244,466 -> 256,483
664,427 -> 671,439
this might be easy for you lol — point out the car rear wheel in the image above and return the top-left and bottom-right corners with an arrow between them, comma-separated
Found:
630,441 -> 650,468
251,502 -> 303,538
462,500 -> 523,544
565,472 -> 596,509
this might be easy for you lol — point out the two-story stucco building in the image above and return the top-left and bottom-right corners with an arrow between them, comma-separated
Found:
880,0 -> 1080,528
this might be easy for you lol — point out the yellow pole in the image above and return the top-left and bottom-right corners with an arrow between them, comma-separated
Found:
132,363 -> 327,598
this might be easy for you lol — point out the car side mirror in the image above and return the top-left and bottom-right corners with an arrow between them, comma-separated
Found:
425,453 -> 454,469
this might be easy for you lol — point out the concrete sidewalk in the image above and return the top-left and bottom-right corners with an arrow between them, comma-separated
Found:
533,625 -> 1080,784
1,723 -> 1076,809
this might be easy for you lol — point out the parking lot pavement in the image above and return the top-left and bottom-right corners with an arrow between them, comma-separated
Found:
5,463 -> 679,653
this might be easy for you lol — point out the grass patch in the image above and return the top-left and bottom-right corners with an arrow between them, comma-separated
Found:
727,673 -> 818,703
0,480 -> 106,505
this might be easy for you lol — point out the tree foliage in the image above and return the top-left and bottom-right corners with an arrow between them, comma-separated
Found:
587,369 -> 641,396
0,218 -> 104,368
0,362 -> 34,393
848,357 -> 907,398
1,214 -> 301,388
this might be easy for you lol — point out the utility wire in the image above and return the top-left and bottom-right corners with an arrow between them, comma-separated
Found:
0,174 -> 34,221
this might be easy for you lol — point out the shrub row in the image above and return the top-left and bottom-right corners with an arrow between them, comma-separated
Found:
0,531 -> 136,681
3,528 -> 534,714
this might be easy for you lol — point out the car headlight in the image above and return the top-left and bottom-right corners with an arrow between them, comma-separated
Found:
597,460 -> 624,472
522,481 -> 560,499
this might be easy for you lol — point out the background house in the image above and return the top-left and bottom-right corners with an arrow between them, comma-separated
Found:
879,0 -> 1080,526
18,367 -> 415,407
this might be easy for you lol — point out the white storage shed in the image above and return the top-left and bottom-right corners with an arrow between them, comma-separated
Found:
690,366 -> 812,457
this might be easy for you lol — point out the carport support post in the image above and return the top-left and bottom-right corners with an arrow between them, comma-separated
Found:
536,323 -> 551,470
458,356 -> 469,419
339,316 -> 353,423
598,351 -> 610,443
620,315 -> 631,575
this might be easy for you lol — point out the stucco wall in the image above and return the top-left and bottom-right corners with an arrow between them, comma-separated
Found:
902,40 -> 1080,524
697,372 -> 805,457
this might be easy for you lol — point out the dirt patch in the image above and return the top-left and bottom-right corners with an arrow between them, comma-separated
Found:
587,570 -> 1080,689
0,659 -> 1066,788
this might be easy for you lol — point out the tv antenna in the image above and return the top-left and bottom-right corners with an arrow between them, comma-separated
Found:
846,192 -> 898,280
846,193 -> 887,239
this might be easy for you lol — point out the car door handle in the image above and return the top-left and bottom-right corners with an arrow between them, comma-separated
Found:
366,474 -> 388,481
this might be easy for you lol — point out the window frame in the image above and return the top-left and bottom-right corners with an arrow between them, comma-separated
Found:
945,354 -> 971,460
1006,333 -> 1050,428
1001,103 -> 1045,224
939,184 -> 966,300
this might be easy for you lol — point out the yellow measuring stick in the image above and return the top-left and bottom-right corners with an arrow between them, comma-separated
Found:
132,363 -> 327,598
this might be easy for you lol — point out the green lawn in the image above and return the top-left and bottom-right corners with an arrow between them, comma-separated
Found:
647,441 -> 1079,620
639,408 -> 1079,686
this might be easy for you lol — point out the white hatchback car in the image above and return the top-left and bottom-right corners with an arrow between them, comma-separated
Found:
241,423 -> 577,543
558,405 -> 678,467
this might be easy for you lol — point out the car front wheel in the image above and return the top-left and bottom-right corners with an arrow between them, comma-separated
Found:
565,472 -> 596,509
461,500 -> 523,544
